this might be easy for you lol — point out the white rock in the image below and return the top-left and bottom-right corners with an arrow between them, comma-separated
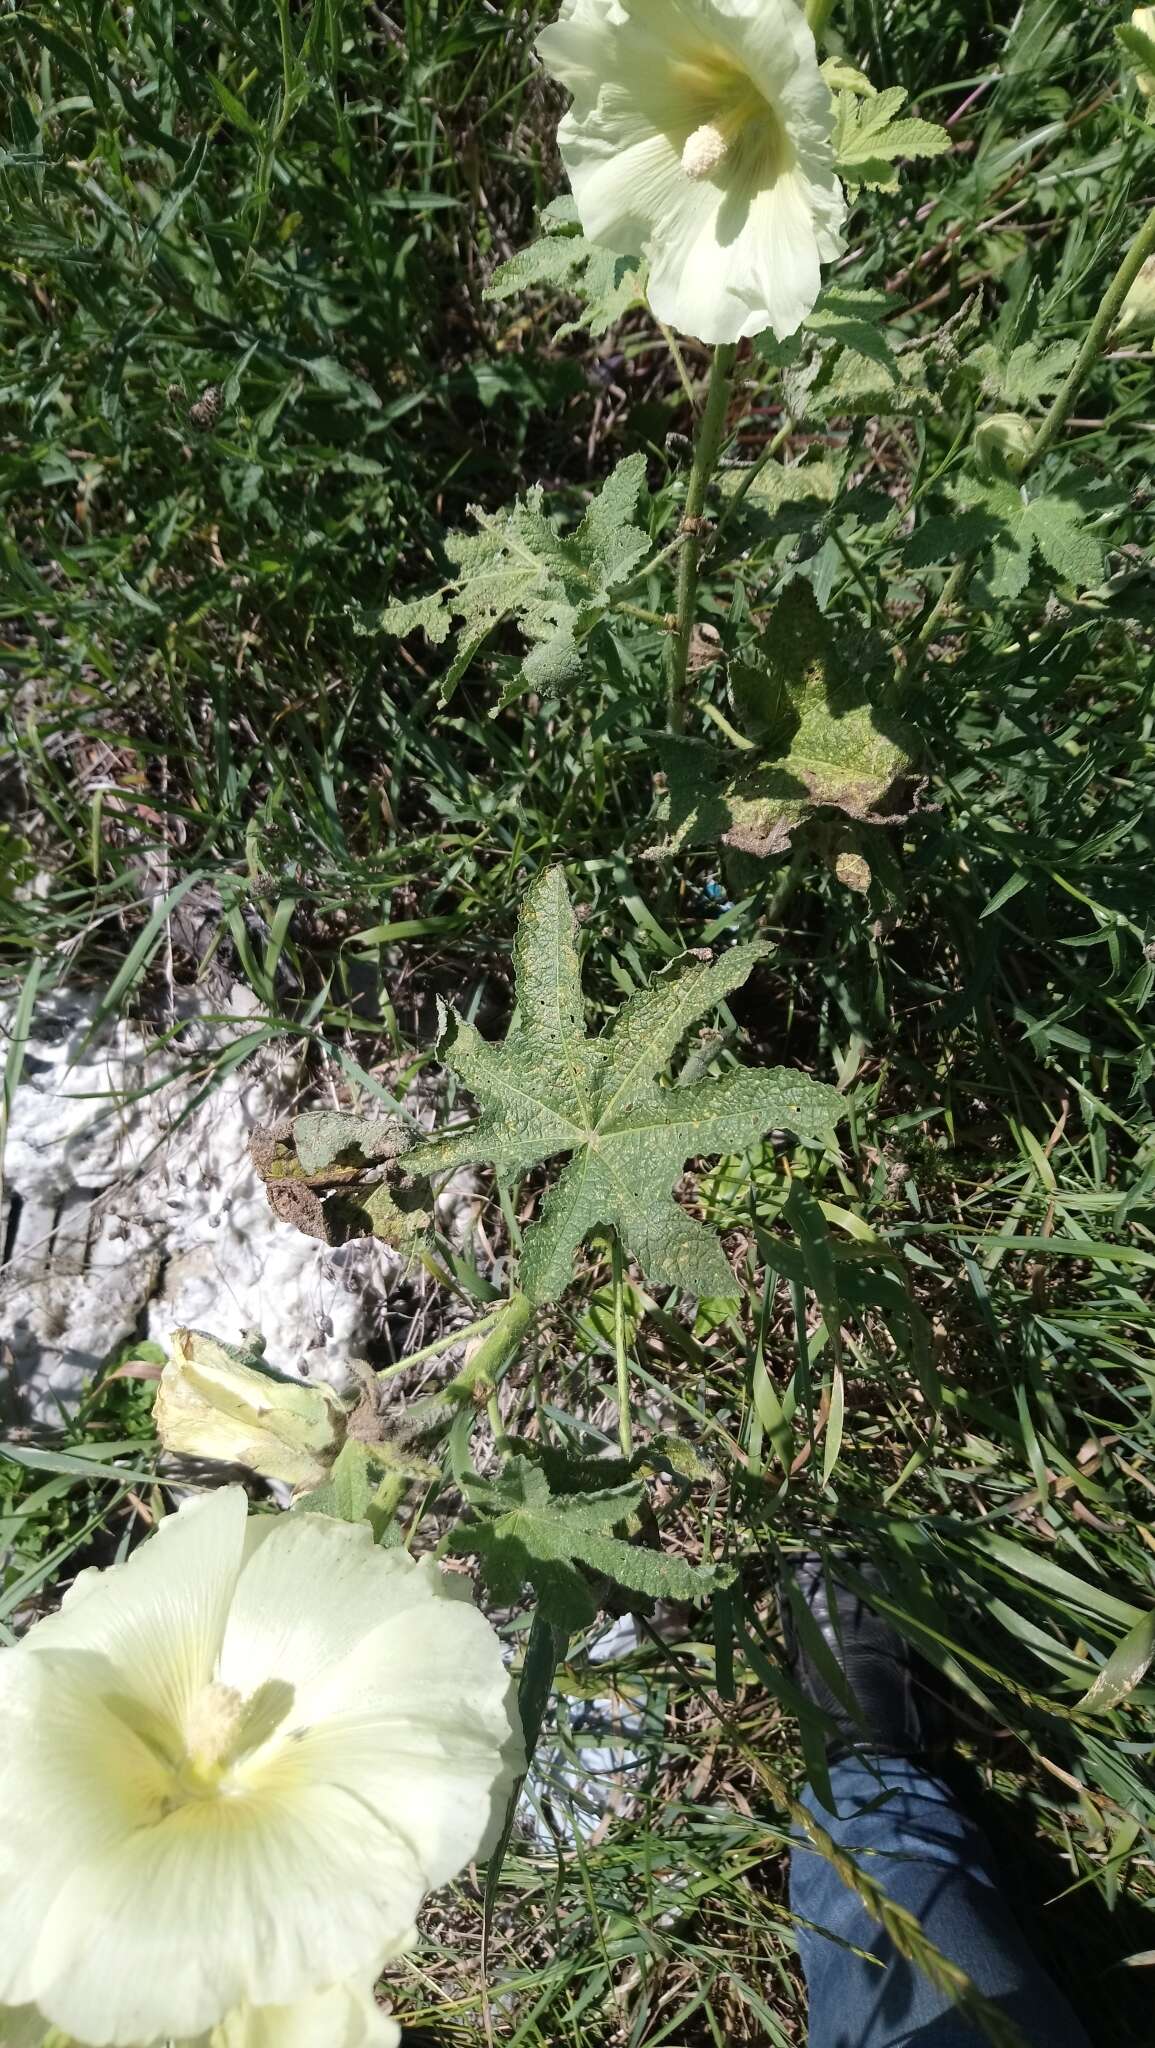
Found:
0,988 -> 403,1419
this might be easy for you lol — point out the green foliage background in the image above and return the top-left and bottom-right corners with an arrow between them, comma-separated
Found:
2,0 -> 1154,2042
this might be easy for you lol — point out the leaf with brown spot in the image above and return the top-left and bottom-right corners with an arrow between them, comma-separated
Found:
249,1119 -> 432,1255
647,583 -> 922,860
262,1176 -> 332,1241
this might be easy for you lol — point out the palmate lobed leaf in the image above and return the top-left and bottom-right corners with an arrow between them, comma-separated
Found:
804,285 -> 899,370
968,336 -> 1079,409
806,344 -> 947,421
450,1455 -> 731,1628
412,869 -> 843,1303
358,455 -> 651,705
795,294 -> 982,425
908,472 -> 1108,594
833,84 -> 951,189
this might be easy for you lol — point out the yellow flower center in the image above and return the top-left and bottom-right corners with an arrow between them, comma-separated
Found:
175,1677 -> 295,1800
672,52 -> 791,189
184,1681 -> 246,1784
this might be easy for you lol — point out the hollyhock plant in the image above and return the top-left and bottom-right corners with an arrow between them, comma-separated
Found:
536,0 -> 846,344
0,1490 -> 523,2048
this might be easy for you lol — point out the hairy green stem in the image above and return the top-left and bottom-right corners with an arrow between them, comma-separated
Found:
666,342 -> 739,733
367,1473 -> 406,1541
716,414 -> 794,541
1028,198 -> 1155,470
610,598 -> 671,628
611,1235 -> 633,1458
912,555 -> 969,656
396,1293 -> 533,1440
618,530 -> 687,596
448,1290 -> 533,1399
908,197 -> 1155,670
374,1306 -> 501,1380
487,1387 -> 512,1455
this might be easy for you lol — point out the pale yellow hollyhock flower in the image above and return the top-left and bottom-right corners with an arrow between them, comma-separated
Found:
2,1976 -> 399,2048
0,1490 -> 523,2048
1131,6 -> 1155,94
536,0 -> 846,345
153,1329 -> 348,1491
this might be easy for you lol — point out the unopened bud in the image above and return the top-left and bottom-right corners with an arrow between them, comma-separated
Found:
1117,254 -> 1155,336
1130,7 -> 1155,95
974,411 -> 1034,479
154,1328 -> 348,1491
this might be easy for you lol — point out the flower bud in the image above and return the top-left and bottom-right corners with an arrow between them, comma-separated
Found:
974,411 -> 1034,479
1131,6 -> 1155,95
1117,253 -> 1155,336
154,1327 -> 347,1490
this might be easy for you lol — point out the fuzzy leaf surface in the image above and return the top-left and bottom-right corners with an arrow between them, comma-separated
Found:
359,455 -> 650,704
412,869 -> 843,1302
719,455 -> 841,547
821,56 -> 876,97
801,298 -> 981,423
909,474 -> 1106,592
968,337 -> 1079,409
486,200 -> 647,339
807,344 -> 943,419
450,1455 -> 730,1627
833,86 -> 951,188
805,285 -> 898,369
296,1439 -> 376,1524
649,583 -> 919,860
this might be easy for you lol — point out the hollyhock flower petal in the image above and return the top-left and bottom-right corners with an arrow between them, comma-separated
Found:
537,0 -> 846,343
0,1491 -> 523,2048
208,1980 -> 402,2048
1,1977 -> 400,2048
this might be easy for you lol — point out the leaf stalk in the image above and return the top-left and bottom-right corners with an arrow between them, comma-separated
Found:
448,1291 -> 533,1400
611,1235 -> 633,1458
907,196 -> 1155,669
1028,198 -> 1155,472
374,1306 -> 503,1380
